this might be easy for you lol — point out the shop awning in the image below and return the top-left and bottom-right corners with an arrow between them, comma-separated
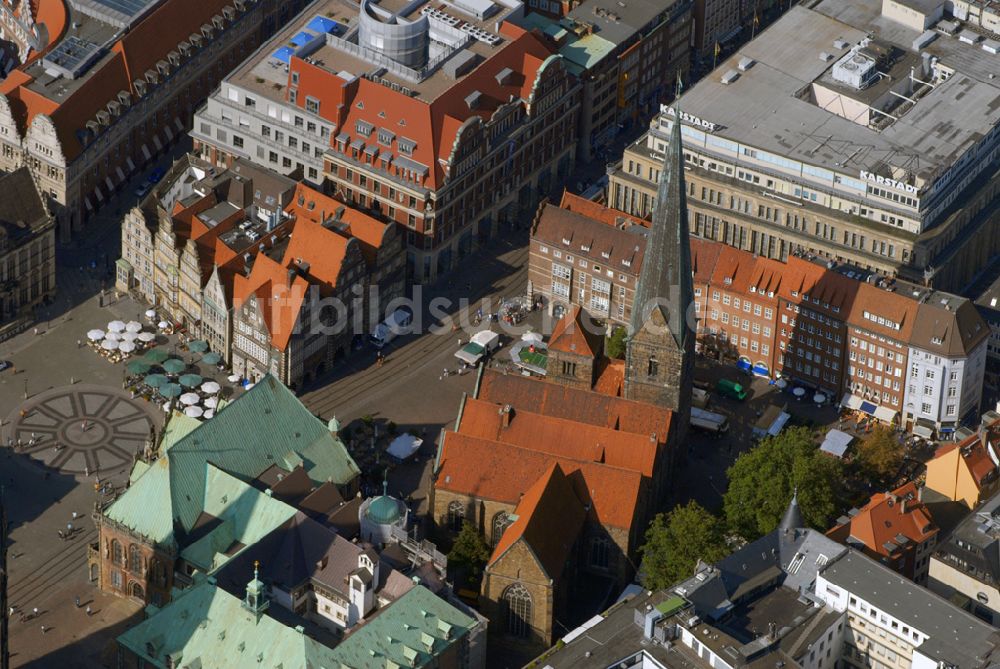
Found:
105,176 -> 115,192
164,125 -> 174,140
752,363 -> 769,376
913,424 -> 934,439
153,135 -> 164,151
821,429 -> 854,458
116,166 -> 126,182
141,144 -> 152,160
174,117 -> 184,132
874,406 -> 897,423
737,358 -> 751,371
126,157 -> 136,172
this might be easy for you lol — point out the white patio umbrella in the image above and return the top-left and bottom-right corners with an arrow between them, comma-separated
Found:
814,392 -> 827,404
201,381 -> 221,394
204,396 -> 219,409
158,321 -> 169,330
185,405 -> 204,418
126,321 -> 142,333
138,332 -> 156,342
121,331 -> 139,341
180,392 -> 200,406
145,309 -> 157,319
101,339 -> 119,351
521,331 -> 543,342
87,329 -> 105,341
119,341 -> 136,354
227,374 -> 240,383
104,331 -> 121,341
108,320 -> 126,332
203,409 -> 215,420
793,387 -> 806,398
775,378 -> 788,389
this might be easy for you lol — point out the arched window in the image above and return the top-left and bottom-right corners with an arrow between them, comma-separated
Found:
589,535 -> 611,570
647,355 -> 659,377
447,501 -> 465,533
129,544 -> 142,574
150,559 -> 166,587
112,540 -> 123,566
503,583 -> 532,638
492,511 -> 513,548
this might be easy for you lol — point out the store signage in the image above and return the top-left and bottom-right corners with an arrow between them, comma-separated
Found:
860,170 -> 918,194
661,105 -> 717,132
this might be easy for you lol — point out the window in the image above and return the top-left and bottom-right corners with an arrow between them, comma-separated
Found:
492,512 -> 513,548
128,544 -> 142,574
112,540 -> 123,565
562,361 -> 577,376
232,135 -> 244,149
589,535 -> 611,569
647,356 -> 659,377
111,570 -> 122,589
305,97 -> 320,115
447,501 -> 465,532
921,402 -> 932,414
503,584 -> 532,638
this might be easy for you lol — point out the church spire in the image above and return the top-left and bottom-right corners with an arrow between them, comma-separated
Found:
628,96 -> 693,348
779,487 -> 804,534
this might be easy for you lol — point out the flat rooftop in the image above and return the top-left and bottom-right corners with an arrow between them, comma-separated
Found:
822,551 -> 1000,667
229,0 -> 521,103
672,0 -> 1000,190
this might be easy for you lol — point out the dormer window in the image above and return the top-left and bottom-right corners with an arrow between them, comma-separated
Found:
622,258 -> 631,267
398,137 -> 416,155
562,237 -> 571,245
601,250 -> 610,259
355,121 -> 374,137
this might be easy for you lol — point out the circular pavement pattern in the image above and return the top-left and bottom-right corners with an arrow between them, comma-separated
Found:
4,384 -> 159,475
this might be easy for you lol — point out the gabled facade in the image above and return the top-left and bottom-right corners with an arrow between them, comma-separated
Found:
0,0 -> 305,239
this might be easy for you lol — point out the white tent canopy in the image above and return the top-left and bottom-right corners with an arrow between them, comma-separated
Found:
821,429 -> 854,458
145,309 -> 157,318
387,434 -> 423,461
138,332 -> 156,342
87,329 -> 105,341
108,320 -> 126,332
119,341 -> 136,353
125,321 -> 142,333
101,339 -> 119,351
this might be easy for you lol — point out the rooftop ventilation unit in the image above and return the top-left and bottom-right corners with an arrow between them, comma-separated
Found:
737,56 -> 755,71
720,70 -> 740,85
913,30 -> 937,50
819,52 -> 834,62
834,38 -> 849,49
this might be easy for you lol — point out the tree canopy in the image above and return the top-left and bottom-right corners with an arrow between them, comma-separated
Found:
448,521 -> 490,578
854,425 -> 903,483
640,501 -> 729,589
723,426 -> 842,540
606,326 -> 628,359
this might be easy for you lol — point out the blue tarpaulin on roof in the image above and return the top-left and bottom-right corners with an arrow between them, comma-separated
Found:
306,15 -> 337,33
859,401 -> 877,415
291,31 -> 313,46
272,46 -> 293,63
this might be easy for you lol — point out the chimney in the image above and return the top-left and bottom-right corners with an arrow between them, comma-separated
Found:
900,498 -> 907,514
767,622 -> 777,641
500,404 -> 513,428
287,267 -> 297,284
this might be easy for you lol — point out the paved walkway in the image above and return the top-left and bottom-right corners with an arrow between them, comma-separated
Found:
5,385 -> 156,475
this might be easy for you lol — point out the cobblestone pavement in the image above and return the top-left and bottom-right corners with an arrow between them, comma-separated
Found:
5,385 -> 156,475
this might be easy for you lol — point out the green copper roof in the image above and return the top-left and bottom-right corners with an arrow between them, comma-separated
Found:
116,580 -> 342,668
106,375 -> 359,545
327,585 -> 479,668
179,464 -> 297,572
366,495 -> 403,525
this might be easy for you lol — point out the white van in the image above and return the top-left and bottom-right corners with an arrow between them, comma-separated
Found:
369,309 -> 413,349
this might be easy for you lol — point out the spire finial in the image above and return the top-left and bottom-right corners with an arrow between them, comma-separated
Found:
675,70 -> 683,99
382,469 -> 389,497
253,559 -> 260,581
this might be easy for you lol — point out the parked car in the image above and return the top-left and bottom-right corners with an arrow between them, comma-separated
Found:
148,166 -> 167,183
134,182 -> 152,198
0,360 -> 12,372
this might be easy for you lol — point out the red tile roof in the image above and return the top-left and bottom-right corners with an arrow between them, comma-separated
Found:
548,305 -> 603,357
232,254 -> 309,351
592,358 -> 624,396
284,183 -> 390,265
846,281 -> 917,341
479,369 -> 672,441
436,433 -> 643,530
312,30 -> 556,190
827,482 -> 937,559
280,216 -> 350,290
558,191 -> 647,228
458,397 -> 657,477
488,462 -> 586,578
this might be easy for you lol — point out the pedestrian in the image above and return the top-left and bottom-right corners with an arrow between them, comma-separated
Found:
86,606 -> 92,616
33,328 -> 37,336
40,625 -> 46,634
32,607 -> 38,618
75,596 -> 80,608
77,339 -> 82,348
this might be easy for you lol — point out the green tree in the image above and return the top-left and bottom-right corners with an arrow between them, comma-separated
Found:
448,521 -> 490,577
723,426 -> 842,540
606,326 -> 628,359
855,425 -> 903,483
641,501 -> 729,589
